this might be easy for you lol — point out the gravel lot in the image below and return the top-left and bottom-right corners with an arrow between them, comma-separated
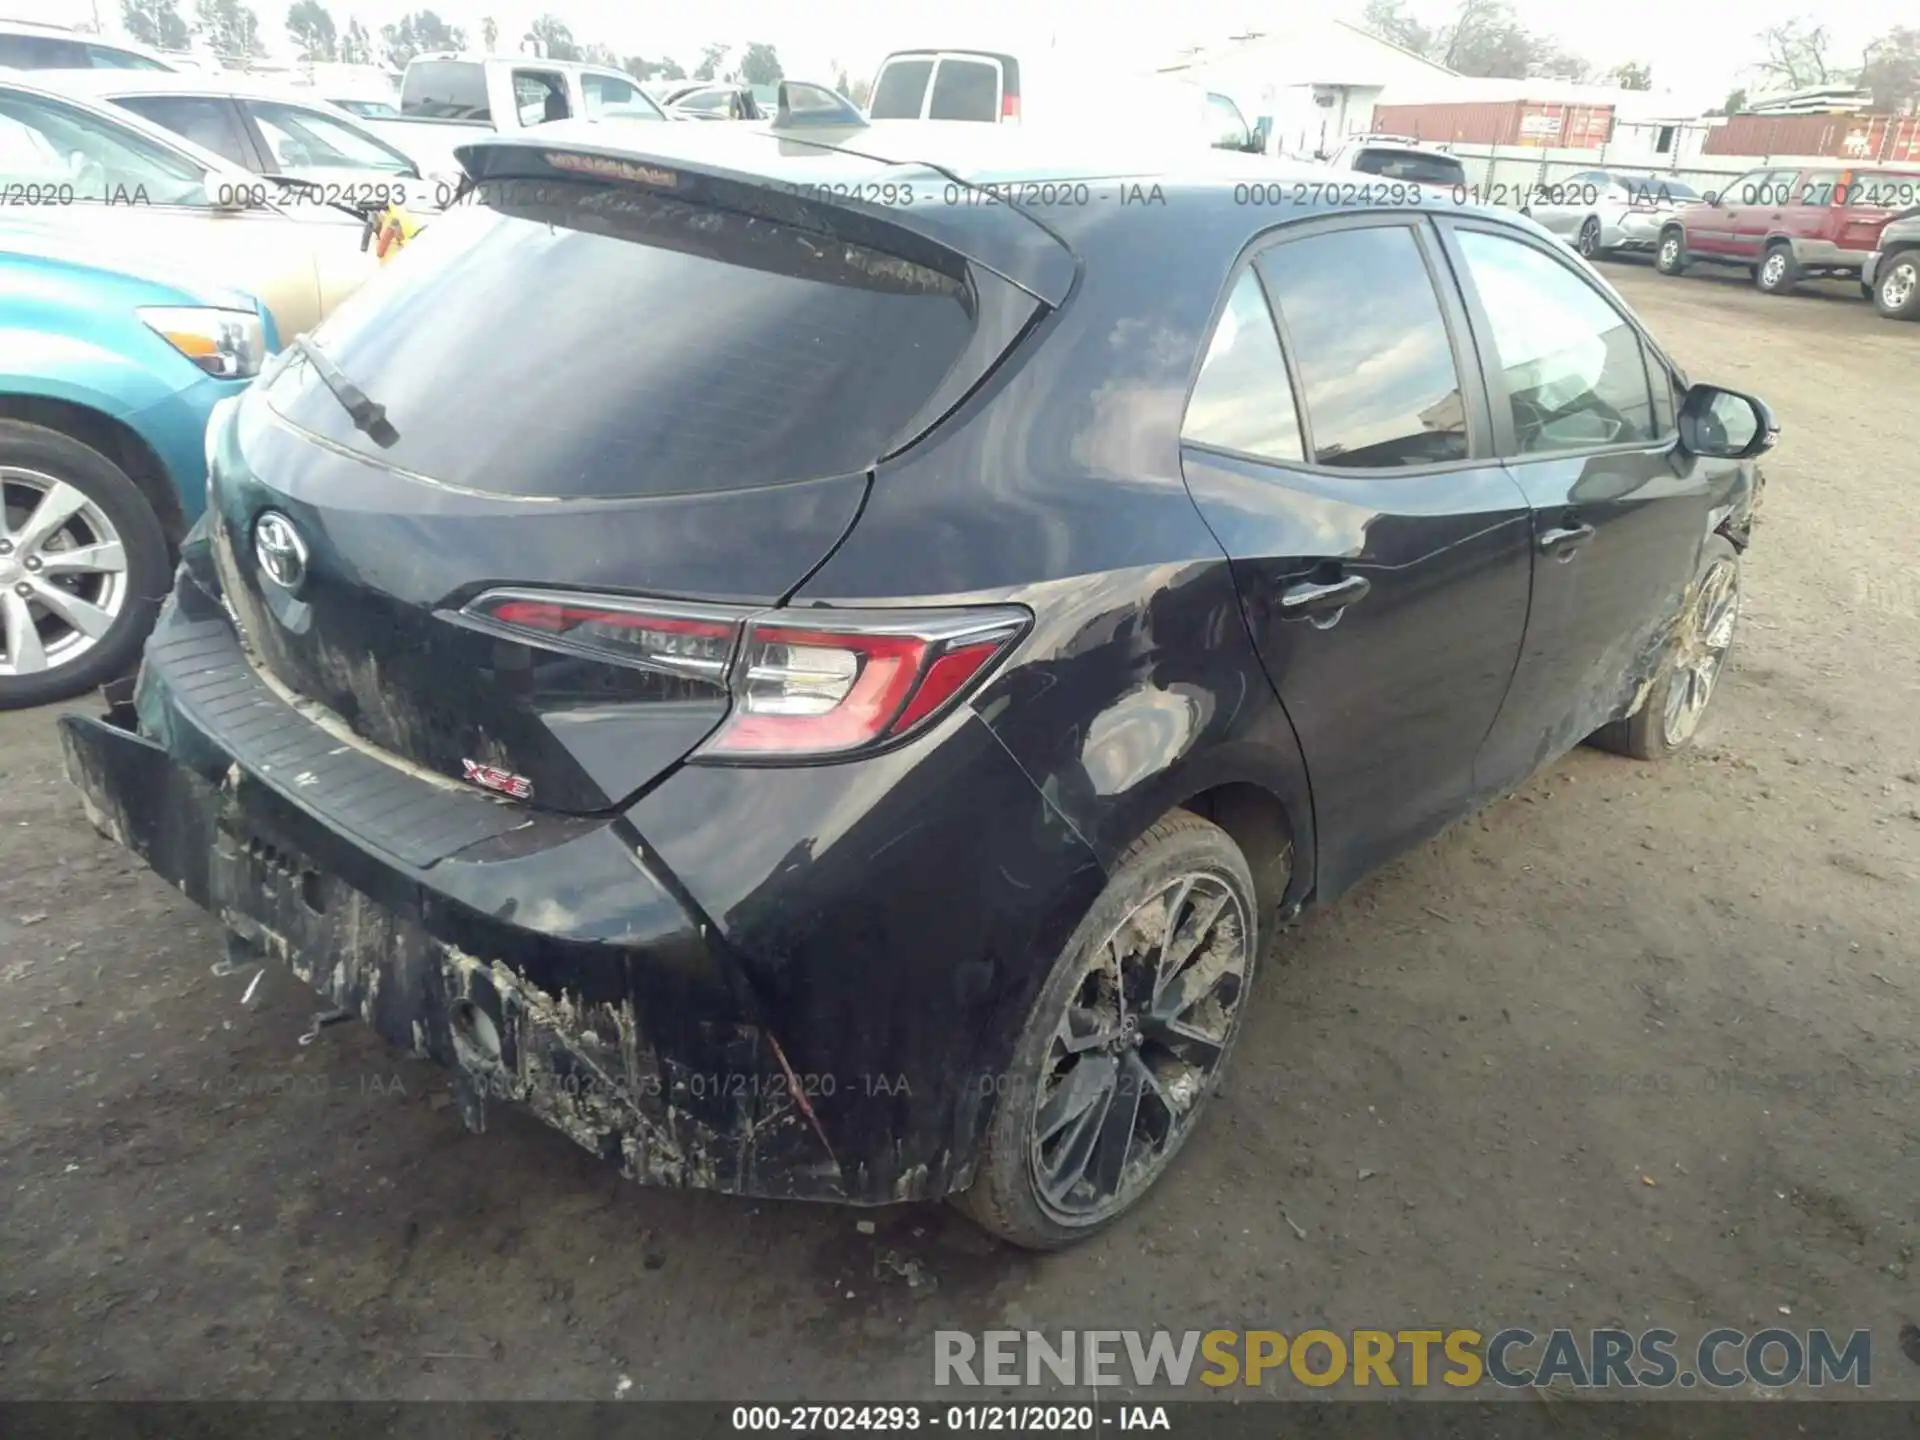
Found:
1,263 -> 1916,1404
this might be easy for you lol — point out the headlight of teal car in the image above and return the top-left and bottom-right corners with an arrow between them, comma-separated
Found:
137,306 -> 267,380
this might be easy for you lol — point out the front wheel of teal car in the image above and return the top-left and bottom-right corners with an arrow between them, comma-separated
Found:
0,421 -> 170,710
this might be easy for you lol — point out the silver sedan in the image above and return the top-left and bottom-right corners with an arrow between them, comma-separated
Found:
1526,169 -> 1702,261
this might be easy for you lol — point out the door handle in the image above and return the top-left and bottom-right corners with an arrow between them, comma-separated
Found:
1279,573 -> 1371,620
1539,522 -> 1596,559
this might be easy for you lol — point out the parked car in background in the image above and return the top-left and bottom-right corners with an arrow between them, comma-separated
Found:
29,71 -> 432,211
1655,164 -> 1920,293
1863,207 -> 1920,319
0,76 -> 378,338
359,54 -> 667,177
58,120 -> 1773,1250
867,48 -> 1266,152
1523,169 -> 1701,260
0,18 -> 177,72
1320,133 -> 1466,187
0,227 -> 271,706
326,96 -> 401,120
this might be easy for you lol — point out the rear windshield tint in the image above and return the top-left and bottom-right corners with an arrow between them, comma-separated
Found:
1353,148 -> 1464,185
869,58 -> 933,119
263,178 -> 976,498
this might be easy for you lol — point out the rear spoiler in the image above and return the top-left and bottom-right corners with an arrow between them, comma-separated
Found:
452,130 -> 1077,305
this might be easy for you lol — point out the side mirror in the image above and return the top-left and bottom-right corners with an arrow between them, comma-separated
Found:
203,175 -> 252,210
1702,190 -> 1720,206
1680,384 -> 1777,460
1246,118 -> 1271,154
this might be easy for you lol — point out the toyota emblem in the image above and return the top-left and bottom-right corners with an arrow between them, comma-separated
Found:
254,511 -> 310,593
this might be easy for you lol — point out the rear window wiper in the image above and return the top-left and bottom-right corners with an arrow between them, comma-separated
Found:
288,334 -> 399,447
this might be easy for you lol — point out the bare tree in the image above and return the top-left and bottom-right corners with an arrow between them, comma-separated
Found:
1858,26 -> 1920,113
1755,18 -> 1836,90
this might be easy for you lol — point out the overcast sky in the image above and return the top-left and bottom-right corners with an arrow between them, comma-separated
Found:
18,0 -> 1913,105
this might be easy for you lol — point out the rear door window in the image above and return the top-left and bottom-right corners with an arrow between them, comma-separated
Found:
265,180 -> 978,498
114,94 -> 256,169
1842,170 -> 1920,211
1256,224 -> 1469,469
928,58 -> 1001,121
513,70 -> 570,125
582,72 -> 660,118
868,57 -> 934,119
1453,229 -> 1656,454
246,100 -> 415,173
1182,270 -> 1303,462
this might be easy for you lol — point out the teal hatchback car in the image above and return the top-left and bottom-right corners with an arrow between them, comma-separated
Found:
1,226 -> 274,707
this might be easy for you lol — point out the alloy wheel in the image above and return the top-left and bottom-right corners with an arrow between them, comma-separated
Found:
1661,559 -> 1739,748
1028,871 -> 1251,1225
1659,236 -> 1680,269
1884,261 -> 1917,312
0,469 -> 130,679
1578,219 -> 1600,257
1762,252 -> 1788,288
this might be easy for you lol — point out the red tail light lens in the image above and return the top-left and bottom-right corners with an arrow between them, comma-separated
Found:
462,591 -> 741,680
698,607 -> 1028,759
1001,91 -> 1020,120
454,590 -> 1028,760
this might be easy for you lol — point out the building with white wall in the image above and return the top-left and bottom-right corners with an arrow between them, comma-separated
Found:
1156,17 -> 1459,157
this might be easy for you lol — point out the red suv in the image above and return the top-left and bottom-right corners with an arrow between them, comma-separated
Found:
1654,164 -> 1920,295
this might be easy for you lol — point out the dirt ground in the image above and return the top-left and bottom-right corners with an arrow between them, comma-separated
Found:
1,264 -> 1916,1404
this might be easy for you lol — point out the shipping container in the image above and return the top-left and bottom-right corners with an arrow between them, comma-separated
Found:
1704,113 -> 1920,163
1370,99 -> 1615,149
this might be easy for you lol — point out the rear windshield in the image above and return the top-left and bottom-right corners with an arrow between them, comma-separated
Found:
263,178 -> 976,498
1353,147 -> 1464,185
869,58 -> 933,119
401,60 -> 490,120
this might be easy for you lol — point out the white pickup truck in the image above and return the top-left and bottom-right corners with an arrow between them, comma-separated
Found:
360,54 -> 670,185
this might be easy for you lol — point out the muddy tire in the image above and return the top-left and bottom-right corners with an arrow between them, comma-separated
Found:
1590,536 -> 1740,762
956,810 -> 1258,1250
1756,241 -> 1798,294
0,421 -> 169,711
1655,228 -> 1687,275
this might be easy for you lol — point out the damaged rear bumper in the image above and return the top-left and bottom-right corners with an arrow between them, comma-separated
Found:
60,583 -> 1108,1206
59,593 -> 863,1201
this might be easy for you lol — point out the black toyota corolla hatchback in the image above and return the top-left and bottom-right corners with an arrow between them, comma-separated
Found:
59,116 -> 1774,1249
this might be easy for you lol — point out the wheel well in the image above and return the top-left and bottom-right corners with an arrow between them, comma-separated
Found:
0,395 -> 186,550
1178,782 -> 1296,918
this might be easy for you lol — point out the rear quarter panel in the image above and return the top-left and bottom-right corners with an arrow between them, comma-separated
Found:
795,190 -> 1318,904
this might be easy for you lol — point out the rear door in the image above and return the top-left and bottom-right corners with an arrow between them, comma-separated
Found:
926,54 -> 1005,122
867,54 -> 934,119
1732,168 -> 1797,259
1688,168 -> 1767,256
1439,218 -> 1715,783
1177,214 -> 1533,897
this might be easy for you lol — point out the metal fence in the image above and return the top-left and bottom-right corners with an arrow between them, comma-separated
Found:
1442,143 -> 1855,208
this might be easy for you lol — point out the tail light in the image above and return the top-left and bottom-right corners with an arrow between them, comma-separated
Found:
457,590 -> 1028,760
1001,91 -> 1020,121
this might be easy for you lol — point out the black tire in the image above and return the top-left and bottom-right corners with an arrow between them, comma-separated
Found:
1577,216 -> 1605,259
1756,241 -> 1798,294
957,810 -> 1259,1250
1654,228 -> 1687,275
0,420 -> 169,710
1589,535 -> 1740,761
1871,250 -> 1920,319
